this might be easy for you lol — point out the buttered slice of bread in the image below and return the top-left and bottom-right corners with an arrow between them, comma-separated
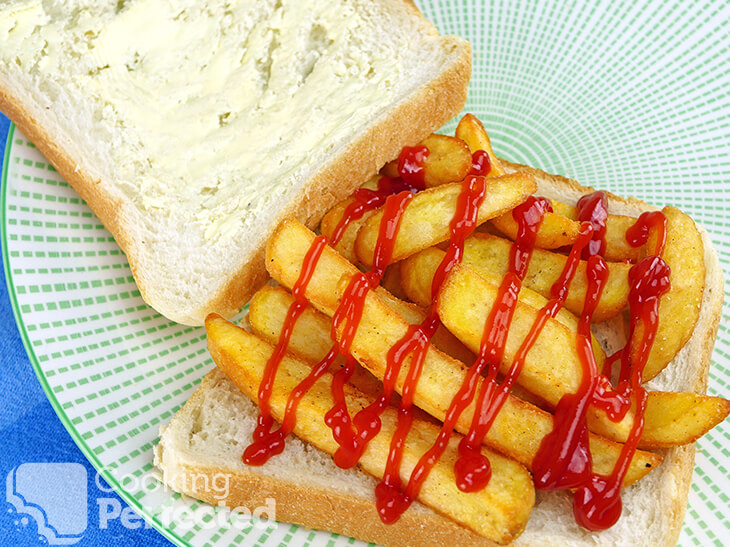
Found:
0,0 -> 471,324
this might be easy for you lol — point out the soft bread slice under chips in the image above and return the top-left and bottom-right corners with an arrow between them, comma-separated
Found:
0,0 -> 471,324
156,161 -> 724,545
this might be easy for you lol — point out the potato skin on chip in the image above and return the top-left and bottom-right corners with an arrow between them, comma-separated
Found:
356,172 -> 537,267
401,233 -> 631,321
635,206 -> 705,382
455,113 -> 506,177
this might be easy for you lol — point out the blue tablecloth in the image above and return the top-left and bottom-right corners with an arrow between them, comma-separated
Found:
0,114 -> 172,546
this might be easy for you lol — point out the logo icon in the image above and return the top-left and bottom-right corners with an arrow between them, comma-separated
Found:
6,463 -> 88,545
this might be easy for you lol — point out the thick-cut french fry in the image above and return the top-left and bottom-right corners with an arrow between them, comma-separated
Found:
319,176 -> 380,264
399,245 -> 608,360
380,134 -> 473,186
249,283 -> 470,393
265,219 -> 661,485
418,134 -> 473,186
437,264 -> 604,408
319,198 -> 374,264
355,173 -> 537,268
603,214 -> 643,262
548,199 -> 575,218
248,285 -> 450,423
267,219 -> 360,314
438,264 -> 722,447
455,113 -> 506,177
490,210 -> 581,249
402,234 -> 631,321
248,286 -> 383,399
206,315 -> 535,544
638,206 -> 705,381
587,391 -> 730,449
250,286 -> 333,364
548,200 -> 642,262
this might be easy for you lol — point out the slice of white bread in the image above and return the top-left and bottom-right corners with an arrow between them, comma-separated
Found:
155,164 -> 724,545
0,0 -> 471,325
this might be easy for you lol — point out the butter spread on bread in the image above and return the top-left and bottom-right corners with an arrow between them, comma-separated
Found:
0,0 -> 471,324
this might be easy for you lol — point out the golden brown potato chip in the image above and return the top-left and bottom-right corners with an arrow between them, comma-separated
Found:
490,210 -> 581,249
379,134 -> 472,186
355,173 -> 537,268
419,134 -> 473,186
437,263 -> 597,408
437,263 -> 719,447
265,219 -> 661,486
399,244 -> 608,358
248,285 -> 457,425
401,233 -> 630,321
492,198 -> 645,261
586,391 -> 730,449
319,176 -> 381,264
636,206 -> 705,381
455,113 -> 506,177
207,315 -> 535,544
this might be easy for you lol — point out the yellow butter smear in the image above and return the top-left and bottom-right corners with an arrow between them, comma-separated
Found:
0,0 -> 445,241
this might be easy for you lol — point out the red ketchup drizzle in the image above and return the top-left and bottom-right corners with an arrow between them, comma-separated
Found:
448,196 -> 553,491
329,143 -> 432,245
531,193 -> 614,523
457,221 -> 596,491
532,254 -> 609,492
532,194 -> 670,531
626,211 -> 668,258
469,149 -> 492,176
397,145 -> 430,186
325,191 -> 415,470
374,175 -> 487,522
331,176 -> 421,246
243,236 -> 329,465
576,191 -> 609,259
573,254 -> 670,530
245,146 -> 431,467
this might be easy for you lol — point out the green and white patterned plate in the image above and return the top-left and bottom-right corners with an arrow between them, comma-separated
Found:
2,1 -> 728,545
